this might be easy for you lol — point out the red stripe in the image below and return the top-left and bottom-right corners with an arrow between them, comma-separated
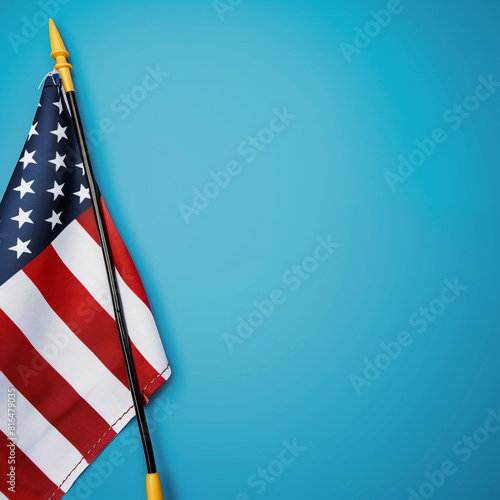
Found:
0,309 -> 115,461
77,203 -> 151,308
23,244 -> 130,390
0,430 -> 65,500
23,243 -> 161,404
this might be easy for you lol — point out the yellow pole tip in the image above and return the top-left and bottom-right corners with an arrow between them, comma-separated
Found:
48,19 -> 74,92
48,18 -> 68,58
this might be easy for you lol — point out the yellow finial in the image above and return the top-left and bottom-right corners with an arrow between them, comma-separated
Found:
49,18 -> 74,92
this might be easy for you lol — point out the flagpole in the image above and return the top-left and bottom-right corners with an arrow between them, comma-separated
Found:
48,19 -> 164,500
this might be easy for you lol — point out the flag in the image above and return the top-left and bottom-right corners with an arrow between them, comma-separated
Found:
0,72 -> 171,500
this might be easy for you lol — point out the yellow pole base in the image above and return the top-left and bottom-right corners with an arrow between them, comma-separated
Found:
146,473 -> 164,500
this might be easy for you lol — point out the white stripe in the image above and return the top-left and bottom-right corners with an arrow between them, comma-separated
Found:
0,372 -> 87,491
0,271 -> 133,426
0,491 -> 9,499
51,220 -> 115,317
117,273 -> 169,378
53,219 -> 169,379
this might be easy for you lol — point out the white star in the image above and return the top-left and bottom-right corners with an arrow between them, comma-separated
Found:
75,163 -> 85,176
49,151 -> 66,171
45,210 -> 62,229
47,181 -> 65,200
38,103 -> 41,108
28,122 -> 39,140
11,208 -> 34,228
50,123 -> 68,143
73,184 -> 90,203
19,150 -> 36,169
53,99 -> 64,114
13,178 -> 35,199
9,238 -> 32,259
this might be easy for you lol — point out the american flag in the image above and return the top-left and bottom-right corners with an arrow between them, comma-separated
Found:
0,73 -> 170,499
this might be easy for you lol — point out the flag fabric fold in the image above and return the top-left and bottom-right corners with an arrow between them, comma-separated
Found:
0,72 -> 170,500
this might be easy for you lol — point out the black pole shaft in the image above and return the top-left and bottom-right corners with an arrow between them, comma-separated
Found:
65,90 -> 157,475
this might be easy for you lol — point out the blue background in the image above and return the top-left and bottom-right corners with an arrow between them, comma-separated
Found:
1,1 -> 500,499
